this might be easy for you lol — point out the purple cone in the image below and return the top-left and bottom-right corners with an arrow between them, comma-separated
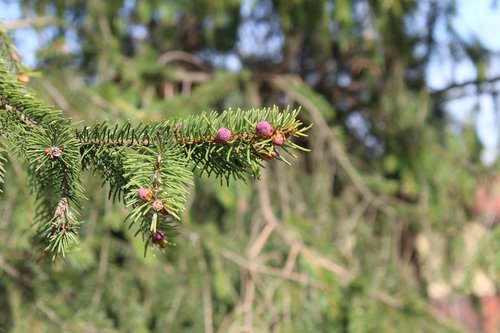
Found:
215,127 -> 232,144
256,121 -> 274,138
152,231 -> 165,241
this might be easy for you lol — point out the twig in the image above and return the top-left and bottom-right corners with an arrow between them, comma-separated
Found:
430,75 -> 500,95
165,289 -> 186,326
158,50 -> 207,70
254,166 -> 351,282
170,69 -> 212,83
367,289 -> 403,309
220,249 -> 327,289
247,222 -> 276,259
299,246 -> 350,280
282,243 -> 300,275
257,265 -> 327,289
42,80 -> 71,112
252,167 -> 350,280
82,88 -> 122,118
335,197 -> 371,243
90,234 -> 110,308
0,253 -> 24,281
1,96 -> 42,128
243,272 -> 255,331
193,236 -> 214,333
248,170 -> 278,258
276,164 -> 292,219
0,17 -> 65,30
35,300 -> 67,329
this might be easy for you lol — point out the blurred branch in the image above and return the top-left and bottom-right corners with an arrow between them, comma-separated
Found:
220,249 -> 327,289
35,300 -> 67,329
256,169 -> 351,281
336,198 -> 371,243
248,170 -> 278,259
83,89 -> 122,118
431,75 -> 500,96
190,234 -> 214,333
90,234 -> 110,308
170,69 -> 212,83
42,80 -> 71,112
270,75 -> 407,215
158,50 -> 208,70
243,271 -> 255,331
0,17 -> 66,30
165,289 -> 186,327
0,253 -> 24,282
270,75 -> 375,201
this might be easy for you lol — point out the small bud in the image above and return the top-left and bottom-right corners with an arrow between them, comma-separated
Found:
152,231 -> 165,241
137,188 -> 153,202
45,146 -> 63,159
215,127 -> 232,144
17,73 -> 30,84
52,149 -> 61,158
256,121 -> 274,138
152,199 -> 164,212
151,231 -> 167,248
272,130 -> 286,146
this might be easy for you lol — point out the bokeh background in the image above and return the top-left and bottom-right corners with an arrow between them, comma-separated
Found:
0,0 -> 499,332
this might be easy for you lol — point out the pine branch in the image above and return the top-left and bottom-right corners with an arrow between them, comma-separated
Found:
23,122 -> 85,258
76,107 -> 309,181
0,34 -> 311,258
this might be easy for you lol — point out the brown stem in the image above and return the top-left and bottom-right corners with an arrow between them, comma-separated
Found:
0,96 -> 42,128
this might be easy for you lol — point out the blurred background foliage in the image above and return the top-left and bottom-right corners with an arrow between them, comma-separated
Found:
0,0 -> 499,332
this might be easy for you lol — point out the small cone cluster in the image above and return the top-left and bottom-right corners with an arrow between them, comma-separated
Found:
137,188 -> 170,216
214,120 -> 287,148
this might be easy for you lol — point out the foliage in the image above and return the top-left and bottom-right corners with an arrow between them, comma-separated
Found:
0,38 -> 308,258
0,0 -> 498,332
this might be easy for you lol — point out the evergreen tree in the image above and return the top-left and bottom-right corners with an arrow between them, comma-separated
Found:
0,1 -> 498,332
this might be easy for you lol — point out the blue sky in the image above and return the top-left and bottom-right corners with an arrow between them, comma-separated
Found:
454,0 -> 500,51
1,0 -> 499,164
426,0 -> 500,164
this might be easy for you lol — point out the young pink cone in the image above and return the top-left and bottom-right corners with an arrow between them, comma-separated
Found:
152,199 -> 164,211
215,127 -> 232,144
256,120 -> 274,138
137,188 -> 153,201
272,130 -> 286,146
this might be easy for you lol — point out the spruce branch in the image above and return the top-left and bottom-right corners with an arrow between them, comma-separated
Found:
24,122 -> 85,258
123,140 -> 193,250
76,107 -> 310,183
0,39 -> 310,258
